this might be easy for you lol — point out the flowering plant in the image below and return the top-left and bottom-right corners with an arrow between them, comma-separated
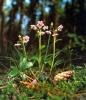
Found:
10,35 -> 33,80
31,21 -> 63,74
11,21 -> 63,83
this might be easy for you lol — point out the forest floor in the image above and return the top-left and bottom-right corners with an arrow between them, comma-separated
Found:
0,67 -> 86,100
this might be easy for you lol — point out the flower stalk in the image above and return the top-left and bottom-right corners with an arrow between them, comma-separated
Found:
38,31 -> 42,70
50,31 -> 57,74
41,34 -> 51,72
18,35 -> 30,57
30,21 -> 63,74
50,25 -> 63,74
22,41 -> 27,56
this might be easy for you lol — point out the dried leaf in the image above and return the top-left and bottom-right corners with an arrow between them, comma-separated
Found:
54,70 -> 74,81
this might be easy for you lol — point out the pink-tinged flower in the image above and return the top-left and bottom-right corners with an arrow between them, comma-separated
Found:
23,35 -> 30,43
46,31 -> 51,35
36,21 -> 44,29
41,31 -> 45,35
43,26 -> 48,30
14,43 -> 21,47
31,25 -> 37,30
57,25 -> 63,31
31,79 -> 37,85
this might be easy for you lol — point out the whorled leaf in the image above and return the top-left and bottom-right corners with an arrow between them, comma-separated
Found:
19,57 -> 33,70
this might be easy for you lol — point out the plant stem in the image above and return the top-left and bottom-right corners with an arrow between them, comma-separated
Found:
38,31 -> 42,70
50,34 -> 56,74
45,35 -> 51,58
22,42 -> 27,56
69,40 -> 72,67
41,34 -> 51,72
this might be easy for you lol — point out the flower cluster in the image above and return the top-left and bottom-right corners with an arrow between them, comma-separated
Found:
18,35 -> 30,43
31,21 -> 63,36
31,21 -> 51,35
23,35 -> 30,43
54,70 -> 74,81
57,24 -> 63,31
14,35 -> 30,47
36,21 -> 44,29
14,21 -> 63,47
52,24 -> 63,37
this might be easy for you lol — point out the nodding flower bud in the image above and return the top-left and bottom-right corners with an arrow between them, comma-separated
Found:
18,35 -> 21,38
55,29 -> 57,32
18,35 -> 22,41
51,22 -> 53,27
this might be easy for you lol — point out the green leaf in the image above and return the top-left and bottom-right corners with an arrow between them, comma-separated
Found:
5,80 -> 16,93
19,57 -> 27,69
30,55 -> 39,63
19,57 -> 33,70
41,45 -> 45,50
68,33 -> 76,38
9,67 -> 19,77
54,59 -> 63,67
0,80 -> 3,85
26,62 -> 33,68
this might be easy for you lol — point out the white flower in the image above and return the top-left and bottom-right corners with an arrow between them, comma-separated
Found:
23,35 -> 30,43
14,43 -> 21,47
46,31 -> 51,35
31,25 -> 37,30
36,21 -> 44,29
31,79 -> 37,85
41,31 -> 45,35
57,25 -> 63,31
43,26 -> 48,30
